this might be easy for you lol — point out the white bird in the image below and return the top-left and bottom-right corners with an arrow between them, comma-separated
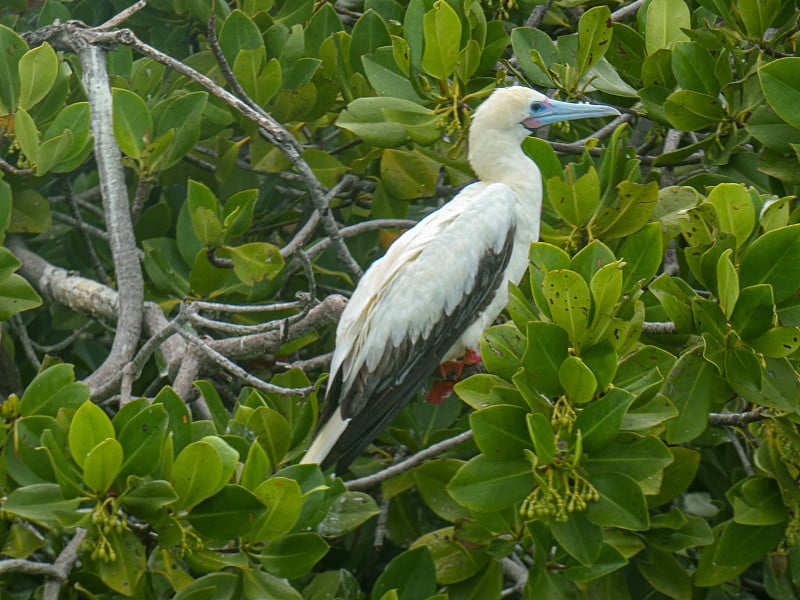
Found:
301,86 -> 620,471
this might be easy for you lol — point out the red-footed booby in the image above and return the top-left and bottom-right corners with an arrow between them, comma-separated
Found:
302,87 -> 620,471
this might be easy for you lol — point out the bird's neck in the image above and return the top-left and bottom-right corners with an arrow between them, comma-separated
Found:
468,131 -> 542,203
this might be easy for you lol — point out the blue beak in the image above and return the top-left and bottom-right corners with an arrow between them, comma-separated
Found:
523,98 -> 621,129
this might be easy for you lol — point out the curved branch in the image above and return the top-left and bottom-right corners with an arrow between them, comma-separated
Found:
346,430 -> 474,491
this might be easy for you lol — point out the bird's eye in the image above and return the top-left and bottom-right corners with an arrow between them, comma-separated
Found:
530,101 -> 543,112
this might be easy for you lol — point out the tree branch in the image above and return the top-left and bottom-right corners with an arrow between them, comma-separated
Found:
346,430 -> 474,491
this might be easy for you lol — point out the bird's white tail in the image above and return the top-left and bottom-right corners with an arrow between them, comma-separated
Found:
300,405 -> 350,465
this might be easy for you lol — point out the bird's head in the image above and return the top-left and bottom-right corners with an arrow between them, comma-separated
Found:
471,86 -> 621,142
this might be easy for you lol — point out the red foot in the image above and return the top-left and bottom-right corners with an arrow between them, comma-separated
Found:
438,350 -> 483,378
425,380 -> 455,404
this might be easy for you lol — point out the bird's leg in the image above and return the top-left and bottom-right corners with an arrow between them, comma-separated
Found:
438,349 -> 483,379
426,349 -> 483,404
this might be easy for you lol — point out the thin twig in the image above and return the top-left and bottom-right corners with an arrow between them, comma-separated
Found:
0,156 -> 33,176
641,321 -> 677,335
346,430 -> 474,491
611,0 -> 645,22
67,190 -> 111,284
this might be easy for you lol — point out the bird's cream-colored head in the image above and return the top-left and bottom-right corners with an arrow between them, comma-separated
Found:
468,86 -> 620,185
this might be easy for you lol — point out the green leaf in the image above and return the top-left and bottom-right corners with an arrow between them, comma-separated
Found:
664,90 -> 724,131
575,387 -> 635,452
380,148 -> 439,199
117,404 -> 169,480
112,88 -> 151,159
84,528 -> 145,596
647,447 -> 700,507
373,546 -> 437,600
592,180 -> 658,239
559,356 -> 597,404
551,512 -> 603,566
739,224 -> 800,303
230,242 -> 285,285
529,242 -> 571,319
172,441 -> 225,511
302,148 -> 347,188
0,272 -> 41,319
412,460 -> 471,523
260,532 -> 329,579
576,6 -> 612,77
716,249 -> 738,318
636,549 -> 692,600
738,0 -> 781,39
337,97 -> 436,148
587,472 -> 649,530
247,406 -> 291,469
724,347 -> 763,403
119,479 -> 178,518
663,349 -> 724,443
471,405 -> 532,458
527,413 -> 557,465
350,9 -> 391,75
730,284 -> 775,340
218,9 -> 263,65
706,183 -> 755,248
542,270 -> 591,349
546,167 -> 600,227
252,477 -> 304,542
759,58 -> 800,129
522,322 -> 570,397
186,179 -> 223,247
68,400 -> 116,469
618,222 -> 662,292
510,27 -> 558,87
447,455 -> 535,512
479,323 -> 525,381
83,438 -> 123,494
17,42 -> 58,111
412,526 -> 488,585
421,1 -> 461,80
317,491 -> 381,537
3,483 -> 80,527
728,476 -> 787,526
14,106 -> 40,167
188,484 -> 267,539
671,41 -> 719,95
150,91 -> 208,170
645,0 -> 689,54
584,434 -> 673,486
0,25 -> 27,114
750,326 -> 800,358
20,367 -> 84,423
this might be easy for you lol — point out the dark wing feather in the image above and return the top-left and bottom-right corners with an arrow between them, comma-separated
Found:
320,225 -> 516,471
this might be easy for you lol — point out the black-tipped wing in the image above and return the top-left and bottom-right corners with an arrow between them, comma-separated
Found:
320,224 -> 516,470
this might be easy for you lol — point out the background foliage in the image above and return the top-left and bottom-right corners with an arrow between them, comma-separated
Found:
1,0 -> 800,598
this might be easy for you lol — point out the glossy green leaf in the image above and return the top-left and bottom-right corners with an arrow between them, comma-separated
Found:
662,349 -> 722,443
317,491 -> 380,537
527,413 -> 556,465
372,546 -> 437,600
350,9 -> 391,75
172,441 -> 225,511
522,322 -> 570,397
576,6 -> 612,76
112,88 -> 151,159
739,224 -> 800,303
119,479 -> 178,518
260,532 -> 329,579
671,41 -> 718,95
82,438 -> 123,495
218,9 -> 263,65
230,242 -> 284,285
412,460 -> 471,523
575,387 -> 635,452
706,183 -> 755,248
421,1 -> 461,80
3,483 -> 80,527
0,25 -> 26,113
730,284 -> 775,340
759,60 -> 800,129
551,512 -> 603,566
14,107 -> 39,167
252,477 -> 304,542
412,526 -> 488,584
380,148 -> 438,199
559,356 -> 597,404
479,322 -> 525,381
188,484 -> 267,539
17,42 -> 57,110
543,270 -> 591,348
447,455 -> 535,512
664,90 -> 724,131
592,180 -> 658,239
471,404 -> 531,458
117,404 -> 169,480
645,0 -> 690,53
716,249 -> 738,318
546,167 -> 600,228
68,400 -> 115,469
586,472 -> 649,530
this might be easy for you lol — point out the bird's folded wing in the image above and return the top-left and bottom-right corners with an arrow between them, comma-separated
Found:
318,183 -> 519,469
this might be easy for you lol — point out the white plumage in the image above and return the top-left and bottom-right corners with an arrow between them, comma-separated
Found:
302,86 -> 620,470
